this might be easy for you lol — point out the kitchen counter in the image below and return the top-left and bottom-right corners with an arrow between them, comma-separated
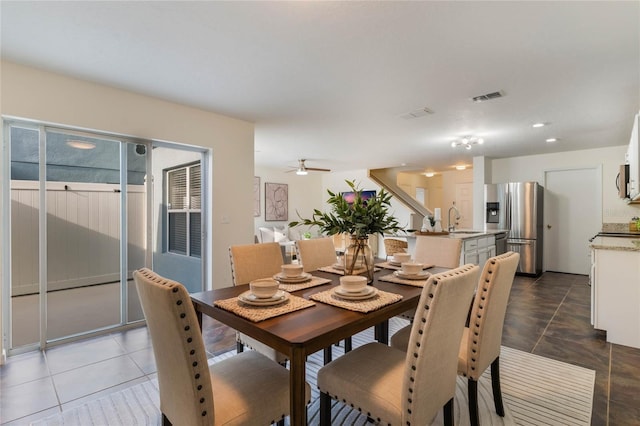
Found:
399,229 -> 509,240
393,229 -> 509,267
447,229 -> 509,239
589,236 -> 640,252
590,234 -> 640,348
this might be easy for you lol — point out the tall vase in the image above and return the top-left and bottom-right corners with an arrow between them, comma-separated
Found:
343,235 -> 375,283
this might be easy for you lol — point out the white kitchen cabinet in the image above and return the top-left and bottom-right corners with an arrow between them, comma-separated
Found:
591,240 -> 640,348
460,234 -> 496,266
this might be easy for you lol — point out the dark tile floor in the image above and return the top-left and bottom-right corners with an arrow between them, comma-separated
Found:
1,272 -> 639,425
503,272 -> 640,426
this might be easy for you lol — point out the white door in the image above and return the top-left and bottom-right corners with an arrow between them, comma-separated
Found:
544,167 -> 601,274
415,187 -> 426,206
455,183 -> 473,229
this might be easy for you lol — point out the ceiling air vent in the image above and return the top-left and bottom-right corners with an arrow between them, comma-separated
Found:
400,107 -> 435,120
472,91 -> 504,102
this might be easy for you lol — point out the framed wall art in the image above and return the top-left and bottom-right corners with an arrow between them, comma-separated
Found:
265,182 -> 288,221
253,176 -> 260,217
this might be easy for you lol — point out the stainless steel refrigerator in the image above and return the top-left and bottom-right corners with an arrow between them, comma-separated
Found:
485,182 -> 544,276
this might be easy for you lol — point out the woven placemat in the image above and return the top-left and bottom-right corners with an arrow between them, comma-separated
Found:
214,294 -> 315,322
375,261 -> 435,271
310,288 -> 403,313
317,265 -> 381,276
277,276 -> 332,292
378,273 -> 431,287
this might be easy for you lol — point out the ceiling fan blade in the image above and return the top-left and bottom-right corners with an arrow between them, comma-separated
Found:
305,167 -> 331,172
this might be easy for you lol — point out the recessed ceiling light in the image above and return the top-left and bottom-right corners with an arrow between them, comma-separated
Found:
546,138 -> 557,143
532,122 -> 546,128
455,165 -> 466,171
66,140 -> 96,150
424,172 -> 435,178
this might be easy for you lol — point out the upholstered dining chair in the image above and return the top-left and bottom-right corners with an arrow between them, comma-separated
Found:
295,237 -> 338,273
413,235 -> 463,268
229,242 -> 288,364
397,235 -> 463,321
391,251 -> 520,426
296,236 -> 352,361
133,268 -> 310,426
383,238 -> 408,260
317,264 -> 480,426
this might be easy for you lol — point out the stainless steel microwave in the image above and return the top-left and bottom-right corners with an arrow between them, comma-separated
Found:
618,164 -> 629,199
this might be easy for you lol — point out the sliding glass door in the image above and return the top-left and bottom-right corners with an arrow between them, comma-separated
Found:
45,130 -> 124,340
4,122 -> 150,351
3,119 -> 209,353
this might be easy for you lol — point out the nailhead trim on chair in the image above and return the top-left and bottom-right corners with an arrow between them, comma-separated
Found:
405,264 -> 477,422
466,252 -> 515,376
136,268 -> 211,423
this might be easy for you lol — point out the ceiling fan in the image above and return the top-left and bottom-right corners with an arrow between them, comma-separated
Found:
286,159 -> 331,175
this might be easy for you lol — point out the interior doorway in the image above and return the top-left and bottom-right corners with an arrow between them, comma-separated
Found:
455,182 -> 474,229
544,167 -> 601,274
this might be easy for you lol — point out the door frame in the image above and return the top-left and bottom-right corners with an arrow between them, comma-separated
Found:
1,117 -> 212,355
543,165 -> 602,274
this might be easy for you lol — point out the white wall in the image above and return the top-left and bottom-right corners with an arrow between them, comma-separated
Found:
0,61 -> 255,358
253,166 -> 325,240
322,170 -> 414,255
490,145 -> 640,224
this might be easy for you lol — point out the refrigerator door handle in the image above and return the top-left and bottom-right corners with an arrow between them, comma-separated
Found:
508,241 -> 529,245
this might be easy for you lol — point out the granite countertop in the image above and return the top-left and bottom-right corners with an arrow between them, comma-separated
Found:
398,229 -> 509,240
447,229 -> 509,239
590,236 -> 640,252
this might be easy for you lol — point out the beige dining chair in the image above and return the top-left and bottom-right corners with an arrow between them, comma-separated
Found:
391,251 -> 520,426
229,242 -> 288,364
413,235 -> 463,268
133,268 -> 310,426
295,237 -> 338,273
296,236 -> 354,361
317,264 -> 480,426
397,235 -> 463,321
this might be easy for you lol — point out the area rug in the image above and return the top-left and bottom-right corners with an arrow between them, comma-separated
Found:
31,318 -> 595,425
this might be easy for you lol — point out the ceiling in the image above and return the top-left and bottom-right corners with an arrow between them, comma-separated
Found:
1,1 -> 638,174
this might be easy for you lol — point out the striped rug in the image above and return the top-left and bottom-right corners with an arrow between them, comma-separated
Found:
32,318 -> 594,425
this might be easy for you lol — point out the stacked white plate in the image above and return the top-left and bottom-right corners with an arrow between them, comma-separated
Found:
332,286 -> 378,300
393,270 -> 431,280
238,290 -> 289,306
273,272 -> 312,283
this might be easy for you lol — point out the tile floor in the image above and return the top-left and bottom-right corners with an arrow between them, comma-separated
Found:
1,272 -> 639,425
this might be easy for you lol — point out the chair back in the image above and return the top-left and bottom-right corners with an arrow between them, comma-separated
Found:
133,268 -> 214,426
229,242 -> 284,285
402,264 -> 479,425
384,238 -> 408,257
296,237 -> 337,272
413,236 -> 462,268
461,251 -> 520,380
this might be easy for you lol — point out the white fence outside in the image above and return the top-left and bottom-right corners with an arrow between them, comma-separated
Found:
10,181 -> 146,296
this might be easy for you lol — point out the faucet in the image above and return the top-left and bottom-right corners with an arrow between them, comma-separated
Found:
448,205 -> 461,232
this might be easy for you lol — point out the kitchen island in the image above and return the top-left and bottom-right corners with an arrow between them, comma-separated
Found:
398,229 -> 509,266
590,235 -> 640,348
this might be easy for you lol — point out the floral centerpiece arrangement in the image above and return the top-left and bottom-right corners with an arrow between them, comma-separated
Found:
289,180 -> 402,281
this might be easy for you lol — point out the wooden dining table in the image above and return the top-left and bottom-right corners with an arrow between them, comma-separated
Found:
190,267 -> 446,426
